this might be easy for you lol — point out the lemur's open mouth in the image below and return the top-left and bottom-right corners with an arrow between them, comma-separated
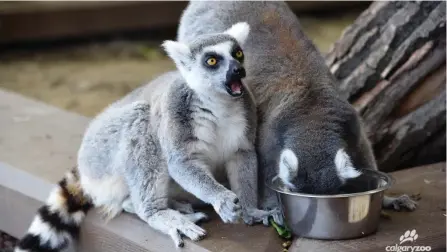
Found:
225,79 -> 244,97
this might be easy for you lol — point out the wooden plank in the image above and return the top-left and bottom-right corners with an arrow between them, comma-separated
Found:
0,2 -> 138,14
0,2 -> 188,44
0,1 -> 369,14
0,89 -> 88,183
0,1 -> 370,44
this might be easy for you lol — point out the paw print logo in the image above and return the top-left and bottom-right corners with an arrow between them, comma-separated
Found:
399,229 -> 418,244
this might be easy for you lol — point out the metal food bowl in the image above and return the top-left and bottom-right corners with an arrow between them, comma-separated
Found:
267,169 -> 393,240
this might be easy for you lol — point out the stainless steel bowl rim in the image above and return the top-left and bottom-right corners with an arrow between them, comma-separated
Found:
266,169 -> 394,198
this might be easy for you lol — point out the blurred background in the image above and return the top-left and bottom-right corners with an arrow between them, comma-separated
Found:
0,1 -> 370,117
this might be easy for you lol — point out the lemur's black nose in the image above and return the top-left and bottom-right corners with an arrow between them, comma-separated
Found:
232,65 -> 246,78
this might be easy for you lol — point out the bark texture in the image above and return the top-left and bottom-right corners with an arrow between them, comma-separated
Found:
325,1 -> 446,171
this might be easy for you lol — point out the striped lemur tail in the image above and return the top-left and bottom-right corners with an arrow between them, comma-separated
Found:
15,167 -> 93,252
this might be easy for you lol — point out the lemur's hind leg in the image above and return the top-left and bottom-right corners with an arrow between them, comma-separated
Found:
123,199 -> 209,223
123,163 -> 206,247
184,212 -> 209,223
383,195 -> 417,211
170,200 -> 209,222
170,200 -> 194,214
118,101 -> 206,247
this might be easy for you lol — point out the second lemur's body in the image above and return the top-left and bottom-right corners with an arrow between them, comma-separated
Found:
178,1 -> 417,217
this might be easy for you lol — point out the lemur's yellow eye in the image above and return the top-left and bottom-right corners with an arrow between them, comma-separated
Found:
235,50 -> 243,59
206,57 -> 217,66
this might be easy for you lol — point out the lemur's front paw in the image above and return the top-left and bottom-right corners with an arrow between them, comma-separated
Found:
212,190 -> 242,223
266,208 -> 284,226
242,207 -> 282,226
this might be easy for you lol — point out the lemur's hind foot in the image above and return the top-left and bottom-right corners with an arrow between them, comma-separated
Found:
147,209 -> 207,247
170,200 -> 195,214
123,199 -> 209,224
383,195 -> 418,211
185,212 -> 209,223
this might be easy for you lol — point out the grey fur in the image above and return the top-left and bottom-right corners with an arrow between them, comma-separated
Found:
177,1 -> 416,221
188,34 -> 238,55
77,29 -> 277,247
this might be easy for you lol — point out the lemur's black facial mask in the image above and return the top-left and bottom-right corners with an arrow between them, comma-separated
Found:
225,60 -> 246,97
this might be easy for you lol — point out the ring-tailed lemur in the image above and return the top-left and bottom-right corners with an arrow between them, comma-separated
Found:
177,1 -> 417,223
15,22 -> 278,251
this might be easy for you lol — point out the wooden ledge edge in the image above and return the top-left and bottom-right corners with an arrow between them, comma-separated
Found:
0,161 -> 210,252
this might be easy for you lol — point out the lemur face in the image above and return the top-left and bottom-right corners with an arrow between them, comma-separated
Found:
197,42 -> 246,97
162,22 -> 250,98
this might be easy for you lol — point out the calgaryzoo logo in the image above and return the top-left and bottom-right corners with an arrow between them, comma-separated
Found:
385,229 -> 432,252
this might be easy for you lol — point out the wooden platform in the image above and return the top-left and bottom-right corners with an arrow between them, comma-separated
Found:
0,88 -> 445,252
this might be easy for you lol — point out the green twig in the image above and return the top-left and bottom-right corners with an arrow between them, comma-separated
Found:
269,218 -> 293,240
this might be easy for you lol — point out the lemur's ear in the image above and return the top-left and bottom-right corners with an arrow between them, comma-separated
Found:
278,149 -> 299,189
224,22 -> 250,46
162,40 -> 191,69
335,149 -> 362,182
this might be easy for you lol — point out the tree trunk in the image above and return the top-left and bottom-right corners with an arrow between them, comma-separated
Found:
325,1 -> 446,171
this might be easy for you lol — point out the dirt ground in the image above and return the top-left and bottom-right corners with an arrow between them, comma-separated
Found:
0,12 -> 360,117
